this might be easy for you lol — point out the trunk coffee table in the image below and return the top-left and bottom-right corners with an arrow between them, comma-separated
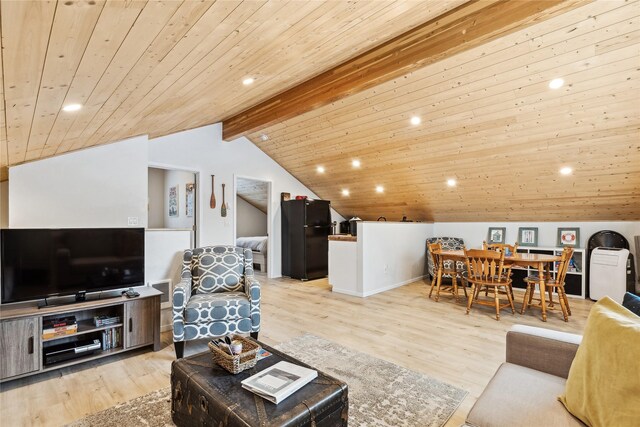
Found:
171,341 -> 348,426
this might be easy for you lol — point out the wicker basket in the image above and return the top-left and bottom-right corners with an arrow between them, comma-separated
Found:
208,335 -> 261,374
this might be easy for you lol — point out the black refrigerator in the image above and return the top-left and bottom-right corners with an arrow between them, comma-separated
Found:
281,199 -> 331,280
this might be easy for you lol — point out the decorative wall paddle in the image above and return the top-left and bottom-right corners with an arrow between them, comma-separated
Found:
210,175 -> 216,209
221,183 -> 227,217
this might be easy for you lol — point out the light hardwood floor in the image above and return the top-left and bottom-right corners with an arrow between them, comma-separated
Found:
0,275 -> 593,426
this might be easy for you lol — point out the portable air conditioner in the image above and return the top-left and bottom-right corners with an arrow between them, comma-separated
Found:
589,247 -> 630,303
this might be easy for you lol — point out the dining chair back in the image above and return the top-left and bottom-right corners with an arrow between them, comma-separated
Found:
464,249 -> 515,320
483,241 -> 519,256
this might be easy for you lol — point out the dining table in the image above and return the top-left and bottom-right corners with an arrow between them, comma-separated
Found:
439,249 -> 562,322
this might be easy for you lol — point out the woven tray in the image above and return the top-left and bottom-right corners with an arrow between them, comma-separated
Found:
208,335 -> 261,374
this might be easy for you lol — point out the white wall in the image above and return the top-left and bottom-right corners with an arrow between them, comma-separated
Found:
9,136 -> 148,228
163,169 -> 195,230
358,222 -> 434,296
0,181 -> 8,228
434,222 -> 640,260
149,124 -> 344,277
236,196 -> 267,237
147,168 -> 165,228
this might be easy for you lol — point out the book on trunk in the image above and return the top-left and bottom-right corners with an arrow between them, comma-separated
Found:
241,361 -> 317,404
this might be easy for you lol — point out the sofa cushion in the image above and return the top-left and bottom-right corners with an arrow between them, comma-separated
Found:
559,296 -> 640,426
192,246 -> 245,293
184,292 -> 250,323
622,292 -> 640,316
466,363 -> 584,427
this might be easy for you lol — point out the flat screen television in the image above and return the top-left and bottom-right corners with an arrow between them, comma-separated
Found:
1,228 -> 145,304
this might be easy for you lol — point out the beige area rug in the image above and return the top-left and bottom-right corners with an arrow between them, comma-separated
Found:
68,334 -> 467,427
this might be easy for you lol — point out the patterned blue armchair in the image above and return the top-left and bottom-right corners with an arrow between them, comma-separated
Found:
426,237 -> 465,280
172,246 -> 260,358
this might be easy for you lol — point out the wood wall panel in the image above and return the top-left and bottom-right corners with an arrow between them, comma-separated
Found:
245,0 -> 640,222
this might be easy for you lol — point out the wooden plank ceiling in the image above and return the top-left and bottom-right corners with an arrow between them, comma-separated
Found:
0,0 -> 469,181
236,177 -> 268,213
244,0 -> 640,222
1,0 -> 638,222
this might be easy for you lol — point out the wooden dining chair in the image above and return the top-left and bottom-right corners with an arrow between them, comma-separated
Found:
483,241 -> 519,256
428,242 -> 467,302
464,249 -> 515,320
521,247 -> 574,322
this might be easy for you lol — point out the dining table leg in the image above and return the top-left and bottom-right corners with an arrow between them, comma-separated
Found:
539,261 -> 547,322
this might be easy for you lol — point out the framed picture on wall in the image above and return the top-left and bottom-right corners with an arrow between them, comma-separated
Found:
185,183 -> 195,217
557,227 -> 580,247
518,227 -> 538,247
487,227 -> 506,244
169,185 -> 179,217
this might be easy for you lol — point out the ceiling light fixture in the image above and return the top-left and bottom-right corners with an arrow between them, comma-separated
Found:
352,159 -> 361,168
62,103 -> 82,112
410,116 -> 421,125
260,134 -> 269,141
447,178 -> 457,187
341,189 -> 349,196
375,185 -> 384,193
317,166 -> 325,174
560,166 -> 573,175
242,77 -> 255,86
548,78 -> 564,89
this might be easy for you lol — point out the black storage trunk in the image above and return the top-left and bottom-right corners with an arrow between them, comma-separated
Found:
171,342 -> 348,427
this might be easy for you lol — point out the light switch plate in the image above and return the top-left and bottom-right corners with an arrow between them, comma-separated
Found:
128,217 -> 139,226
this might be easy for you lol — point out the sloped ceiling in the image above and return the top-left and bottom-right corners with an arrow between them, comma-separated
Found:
0,0 -> 467,181
237,177 -> 268,214
245,0 -> 640,221
1,1 -> 638,222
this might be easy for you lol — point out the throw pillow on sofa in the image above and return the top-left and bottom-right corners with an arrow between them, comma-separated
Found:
559,296 -> 640,426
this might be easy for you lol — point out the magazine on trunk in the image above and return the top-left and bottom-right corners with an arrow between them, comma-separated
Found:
241,361 -> 317,404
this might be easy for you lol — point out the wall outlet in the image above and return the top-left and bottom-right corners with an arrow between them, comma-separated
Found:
127,217 -> 139,226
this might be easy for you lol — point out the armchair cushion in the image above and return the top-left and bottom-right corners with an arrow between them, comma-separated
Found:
191,246 -> 245,294
426,237 -> 465,277
184,292 -> 250,323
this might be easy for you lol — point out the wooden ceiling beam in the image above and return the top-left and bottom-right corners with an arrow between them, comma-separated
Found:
221,0 -> 589,140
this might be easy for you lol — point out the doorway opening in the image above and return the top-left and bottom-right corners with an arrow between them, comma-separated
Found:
234,176 -> 271,276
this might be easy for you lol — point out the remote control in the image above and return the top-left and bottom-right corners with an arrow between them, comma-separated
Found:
124,289 -> 140,298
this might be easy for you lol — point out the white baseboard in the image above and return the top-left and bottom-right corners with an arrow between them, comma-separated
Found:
331,287 -> 364,297
361,275 -> 427,297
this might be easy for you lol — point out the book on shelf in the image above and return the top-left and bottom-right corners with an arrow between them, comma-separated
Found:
101,327 -> 122,350
94,315 -> 121,327
241,361 -> 317,404
43,315 -> 76,330
42,324 -> 78,339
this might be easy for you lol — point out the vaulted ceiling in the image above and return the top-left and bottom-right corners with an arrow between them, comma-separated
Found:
236,177 -> 268,214
1,0 -> 639,221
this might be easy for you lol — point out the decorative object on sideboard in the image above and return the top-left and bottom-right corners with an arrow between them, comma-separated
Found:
557,227 -> 580,247
518,227 -> 538,247
185,183 -> 195,217
209,175 -> 216,208
487,227 -> 506,244
281,192 -> 290,202
221,183 -> 228,217
169,185 -> 179,217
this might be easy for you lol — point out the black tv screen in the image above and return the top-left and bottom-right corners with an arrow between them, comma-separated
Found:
1,228 -> 145,304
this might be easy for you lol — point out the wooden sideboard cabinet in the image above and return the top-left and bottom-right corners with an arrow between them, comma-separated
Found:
0,287 -> 161,383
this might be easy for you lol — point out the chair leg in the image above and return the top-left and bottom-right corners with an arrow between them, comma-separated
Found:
428,271 -> 437,298
548,284 -> 554,308
562,288 -> 572,315
466,284 -> 476,314
174,341 -> 185,359
461,278 -> 468,298
505,285 -> 515,314
557,287 -> 569,322
521,284 -> 530,314
452,274 -> 459,302
494,286 -> 500,320
435,271 -> 443,302
250,332 -> 259,340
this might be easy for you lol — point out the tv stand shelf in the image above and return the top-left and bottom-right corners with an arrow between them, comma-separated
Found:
0,287 -> 161,383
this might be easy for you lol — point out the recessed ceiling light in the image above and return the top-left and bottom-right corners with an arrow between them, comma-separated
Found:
317,166 -> 325,174
242,77 -> 255,86
260,134 -> 269,141
560,166 -> 573,175
62,103 -> 82,112
375,185 -> 384,193
447,178 -> 457,187
352,160 -> 361,168
341,189 -> 349,196
410,116 -> 421,125
549,78 -> 564,89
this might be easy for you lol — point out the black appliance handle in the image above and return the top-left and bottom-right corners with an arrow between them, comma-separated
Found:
304,225 -> 332,228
